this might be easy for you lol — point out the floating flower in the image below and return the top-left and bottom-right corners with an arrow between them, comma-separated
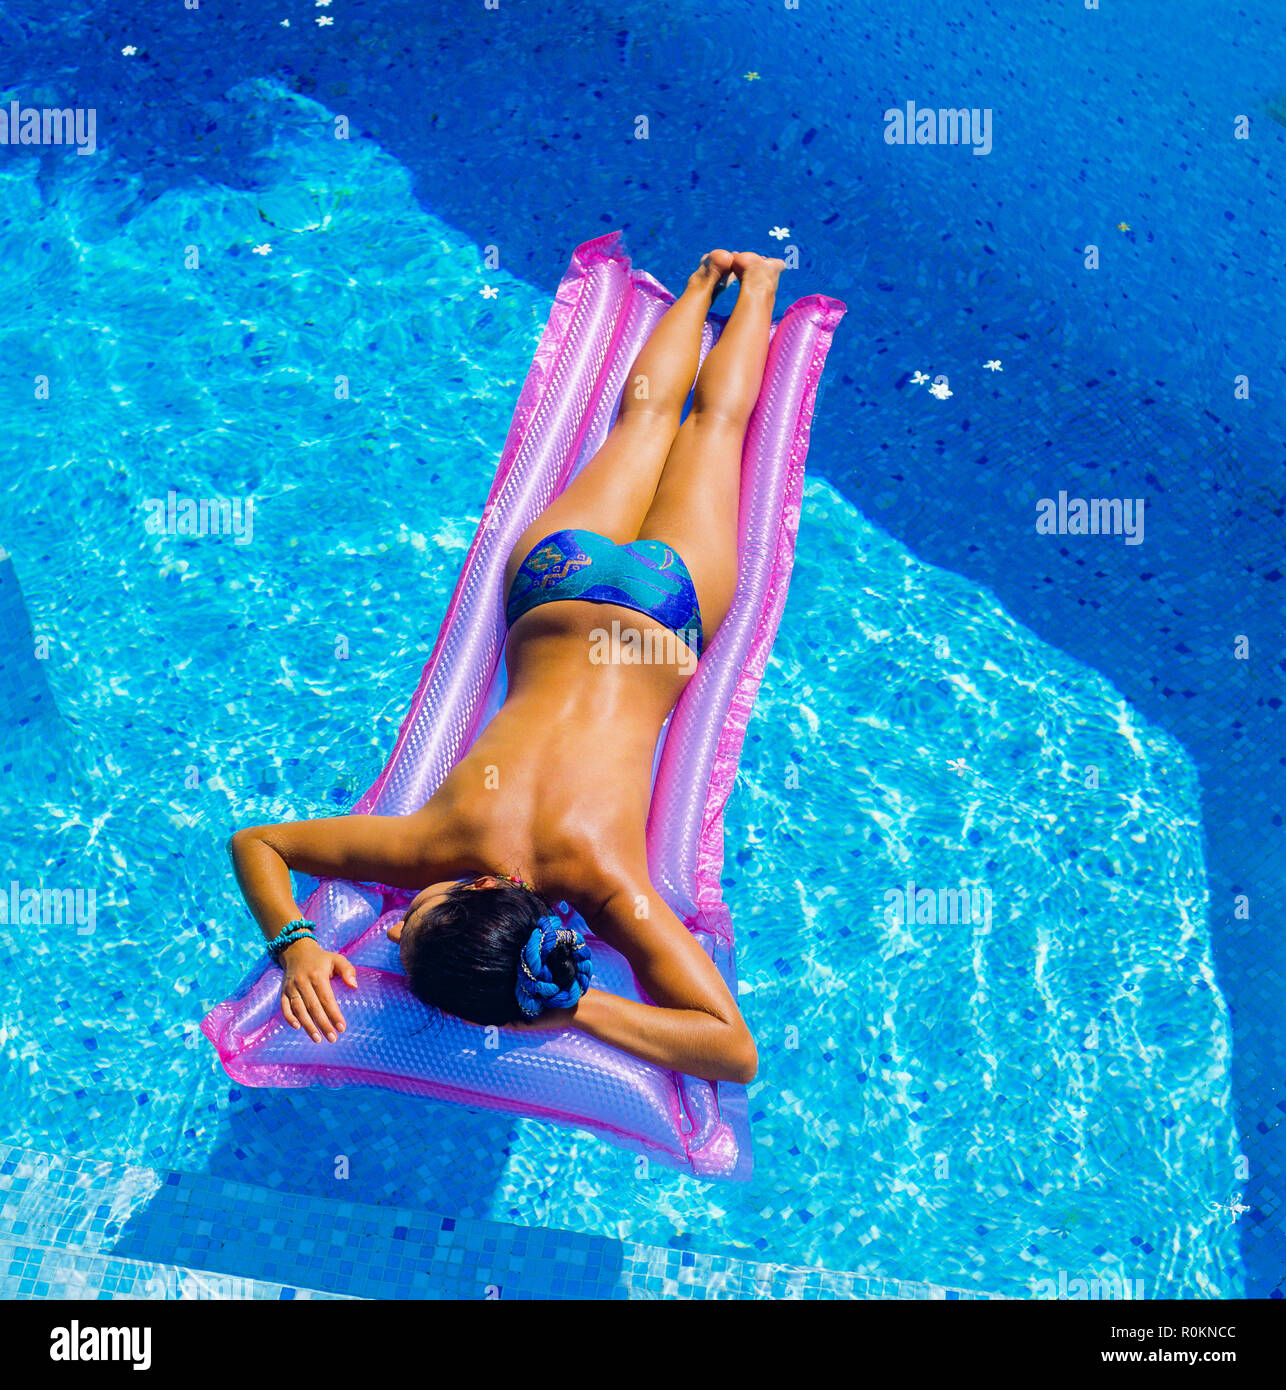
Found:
947,757 -> 968,776
121,45 -> 138,56
983,359 -> 1002,372
744,72 -> 761,81
929,381 -> 953,400
1211,1192 -> 1251,1223
1117,222 -> 1130,231
910,370 -> 930,386
317,14 -> 334,24
252,243 -> 272,256
769,225 -> 789,240
480,285 -> 498,299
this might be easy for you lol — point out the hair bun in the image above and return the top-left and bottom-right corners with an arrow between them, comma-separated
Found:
514,915 -> 594,1019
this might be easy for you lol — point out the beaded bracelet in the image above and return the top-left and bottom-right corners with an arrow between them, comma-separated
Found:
272,918 -> 317,942
268,929 -> 315,960
267,918 -> 318,964
268,927 -> 316,963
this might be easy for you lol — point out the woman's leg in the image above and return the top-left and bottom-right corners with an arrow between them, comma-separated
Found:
503,251 -> 734,596
636,252 -> 783,646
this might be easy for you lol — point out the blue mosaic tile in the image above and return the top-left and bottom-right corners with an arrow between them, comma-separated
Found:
0,0 -> 1272,1299
0,1144 -> 1000,1302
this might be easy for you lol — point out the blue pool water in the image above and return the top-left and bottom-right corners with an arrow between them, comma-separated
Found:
0,0 -> 1279,1298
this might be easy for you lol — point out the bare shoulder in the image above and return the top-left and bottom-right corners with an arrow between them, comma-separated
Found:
583,872 -> 665,946
582,868 -> 744,1026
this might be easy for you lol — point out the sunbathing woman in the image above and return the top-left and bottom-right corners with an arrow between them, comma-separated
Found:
228,249 -> 785,1083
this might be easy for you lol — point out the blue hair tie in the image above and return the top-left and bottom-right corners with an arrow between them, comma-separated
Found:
514,912 -> 593,1019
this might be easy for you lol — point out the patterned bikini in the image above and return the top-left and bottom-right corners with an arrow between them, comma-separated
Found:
504,528 -> 704,657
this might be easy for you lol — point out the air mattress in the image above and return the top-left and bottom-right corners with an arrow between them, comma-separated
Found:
201,232 -> 845,1178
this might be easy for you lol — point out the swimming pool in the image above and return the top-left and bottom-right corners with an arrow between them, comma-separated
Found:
0,0 -> 1277,1299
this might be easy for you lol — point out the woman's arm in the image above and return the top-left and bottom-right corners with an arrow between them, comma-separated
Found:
555,881 -> 757,1084
226,814 -> 435,1042
227,814 -> 434,942
569,988 -> 756,1084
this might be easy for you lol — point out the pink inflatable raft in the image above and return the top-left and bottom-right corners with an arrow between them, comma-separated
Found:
202,233 -> 845,1179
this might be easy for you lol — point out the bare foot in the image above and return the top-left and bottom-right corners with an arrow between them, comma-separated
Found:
689,248 -> 736,302
731,251 -> 785,294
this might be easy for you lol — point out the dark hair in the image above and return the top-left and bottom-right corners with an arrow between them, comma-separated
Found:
401,879 -> 580,1026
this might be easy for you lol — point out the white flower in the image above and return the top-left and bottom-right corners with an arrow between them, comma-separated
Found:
910,370 -> 930,386
121,45 -> 138,56
280,18 -> 291,26
929,381 -> 953,400
947,757 -> 968,776
252,243 -> 272,256
316,14 -> 334,24
316,0 -> 334,6
480,285 -> 498,299
769,225 -> 789,240
984,359 -> 1003,372
1211,1192 -> 1251,1223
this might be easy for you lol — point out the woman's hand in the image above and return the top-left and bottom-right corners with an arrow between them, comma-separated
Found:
278,937 -> 358,1043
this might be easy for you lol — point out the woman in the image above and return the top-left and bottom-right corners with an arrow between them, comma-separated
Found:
229,248 -> 785,1083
